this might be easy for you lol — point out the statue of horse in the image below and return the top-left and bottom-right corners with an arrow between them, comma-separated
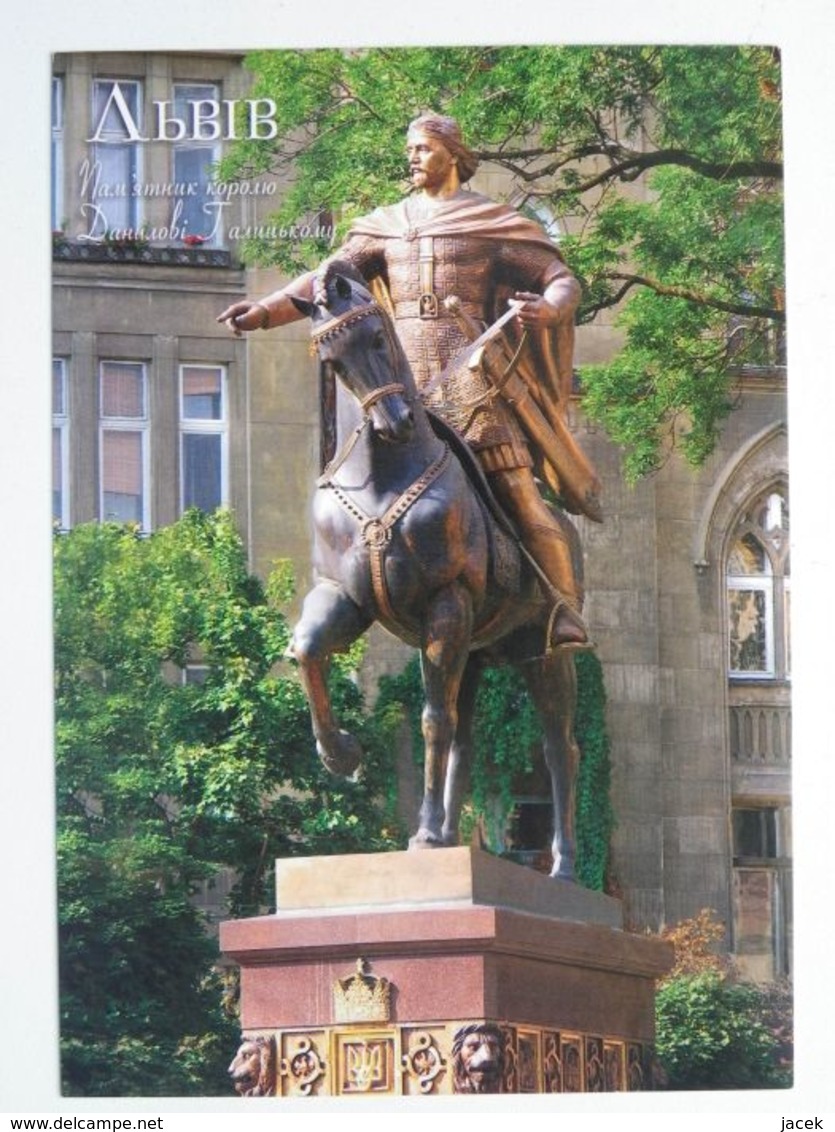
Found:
287,261 -> 584,880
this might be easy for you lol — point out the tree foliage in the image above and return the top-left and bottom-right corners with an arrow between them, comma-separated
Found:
218,45 -> 784,479
54,512 -> 402,1095
660,905 -> 730,979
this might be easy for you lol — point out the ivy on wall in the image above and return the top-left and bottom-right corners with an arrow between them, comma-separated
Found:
376,650 -> 613,890
573,651 -> 614,891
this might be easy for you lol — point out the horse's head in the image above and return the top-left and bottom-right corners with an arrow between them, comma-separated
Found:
292,261 -> 415,444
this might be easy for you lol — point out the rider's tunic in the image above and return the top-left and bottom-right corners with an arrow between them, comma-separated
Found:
329,228 -> 572,474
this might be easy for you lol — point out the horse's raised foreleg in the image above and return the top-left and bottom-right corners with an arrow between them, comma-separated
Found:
290,581 -> 371,777
410,581 -> 473,848
441,654 -> 483,846
520,652 -> 580,881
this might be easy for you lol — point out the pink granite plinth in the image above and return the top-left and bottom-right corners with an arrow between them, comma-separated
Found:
220,848 -> 672,1041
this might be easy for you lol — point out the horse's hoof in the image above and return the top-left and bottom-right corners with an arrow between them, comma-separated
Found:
408,828 -> 445,849
316,732 -> 362,778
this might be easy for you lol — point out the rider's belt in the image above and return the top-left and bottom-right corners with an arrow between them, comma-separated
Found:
394,299 -> 487,321
417,236 -> 439,318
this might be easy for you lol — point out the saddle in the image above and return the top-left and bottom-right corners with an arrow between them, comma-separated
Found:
426,409 -> 525,597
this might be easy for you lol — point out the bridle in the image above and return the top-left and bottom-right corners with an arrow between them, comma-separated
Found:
310,301 -> 408,407
310,290 -> 450,642
309,300 -> 385,347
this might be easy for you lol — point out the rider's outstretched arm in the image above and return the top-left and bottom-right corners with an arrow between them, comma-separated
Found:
216,270 -> 318,335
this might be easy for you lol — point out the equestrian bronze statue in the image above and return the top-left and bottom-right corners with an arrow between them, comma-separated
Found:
283,261 -> 585,876
218,114 -> 603,879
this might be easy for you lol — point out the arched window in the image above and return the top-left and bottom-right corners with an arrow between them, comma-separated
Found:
724,481 -> 792,980
727,485 -> 790,680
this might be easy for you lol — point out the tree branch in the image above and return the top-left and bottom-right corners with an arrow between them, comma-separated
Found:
603,271 -> 786,321
333,79 -> 388,124
477,143 -> 782,189
614,148 -> 782,182
579,278 -> 639,318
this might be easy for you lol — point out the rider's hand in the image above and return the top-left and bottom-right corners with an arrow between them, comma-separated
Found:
216,300 -> 268,336
511,291 -> 566,329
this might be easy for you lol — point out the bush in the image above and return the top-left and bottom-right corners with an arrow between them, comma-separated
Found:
655,970 -> 791,1090
654,911 -> 792,1090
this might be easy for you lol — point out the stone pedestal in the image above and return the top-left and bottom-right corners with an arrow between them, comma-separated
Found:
220,848 -> 673,1096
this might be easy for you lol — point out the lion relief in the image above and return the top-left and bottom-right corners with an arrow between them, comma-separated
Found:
451,1023 -> 505,1094
228,1034 -> 277,1097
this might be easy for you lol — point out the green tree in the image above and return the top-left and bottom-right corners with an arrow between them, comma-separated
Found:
55,512 -> 401,1095
654,910 -> 792,1089
218,45 -> 783,480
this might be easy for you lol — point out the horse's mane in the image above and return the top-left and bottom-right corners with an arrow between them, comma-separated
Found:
313,259 -> 370,307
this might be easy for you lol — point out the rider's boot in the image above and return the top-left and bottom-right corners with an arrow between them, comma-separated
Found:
489,466 -> 591,652
525,522 -> 591,651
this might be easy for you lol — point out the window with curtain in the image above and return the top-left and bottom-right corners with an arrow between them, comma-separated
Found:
172,83 -> 221,244
52,76 -> 64,231
180,364 -> 227,513
90,79 -> 143,235
99,361 -> 148,526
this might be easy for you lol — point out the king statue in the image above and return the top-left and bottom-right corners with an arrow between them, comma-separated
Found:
218,113 -> 602,650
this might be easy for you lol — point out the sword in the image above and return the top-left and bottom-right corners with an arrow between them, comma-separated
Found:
435,294 -> 605,523
420,300 -> 522,399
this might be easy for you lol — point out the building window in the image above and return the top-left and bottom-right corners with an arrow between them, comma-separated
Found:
52,76 -> 64,231
727,308 -> 786,368
731,805 -> 791,980
182,664 -> 210,686
99,361 -> 149,527
726,486 -> 790,680
53,358 -> 70,528
90,79 -> 143,236
172,84 -> 221,244
732,807 -> 777,860
502,798 -> 555,873
180,364 -> 227,513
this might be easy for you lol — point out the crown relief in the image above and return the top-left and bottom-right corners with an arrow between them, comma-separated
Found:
333,957 -> 393,1024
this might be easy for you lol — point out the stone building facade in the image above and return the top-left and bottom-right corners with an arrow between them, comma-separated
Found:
575,381 -> 790,980
51,51 -> 790,981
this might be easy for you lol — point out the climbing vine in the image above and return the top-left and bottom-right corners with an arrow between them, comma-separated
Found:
573,651 -> 614,890
376,650 -> 613,890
